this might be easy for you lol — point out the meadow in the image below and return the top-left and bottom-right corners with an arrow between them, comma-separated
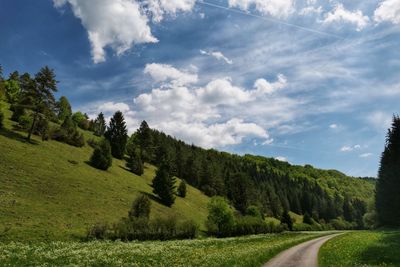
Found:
319,231 -> 400,267
0,232 -> 330,267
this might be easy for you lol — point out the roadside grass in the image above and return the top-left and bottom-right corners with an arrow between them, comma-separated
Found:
0,103 -> 210,241
0,232 -> 329,267
319,230 -> 400,267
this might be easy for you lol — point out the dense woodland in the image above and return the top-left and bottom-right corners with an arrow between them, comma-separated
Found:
0,65 -> 383,237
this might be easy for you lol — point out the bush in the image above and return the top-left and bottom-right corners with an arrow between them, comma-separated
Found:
129,194 -> 151,219
126,150 -> 144,176
177,180 -> 187,198
0,110 -> 4,129
281,210 -> 293,231
87,138 -> 98,148
90,139 -> 112,170
10,105 -> 25,122
86,223 -> 109,240
18,115 -> 32,130
330,217 -> 356,230
246,205 -> 263,219
206,196 -> 235,237
33,117 -> 49,141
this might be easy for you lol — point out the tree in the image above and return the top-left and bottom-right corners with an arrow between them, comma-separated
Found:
376,115 -> 400,227
152,163 -> 176,207
126,149 -> 144,176
0,109 -> 4,129
281,210 -> 293,231
206,196 -> 235,237
90,139 -> 112,170
93,112 -> 106,136
3,79 -> 20,104
56,96 -> 72,121
105,111 -> 128,159
177,180 -> 187,198
24,66 -> 58,142
137,120 -> 153,162
129,194 -> 151,220
303,212 -> 313,225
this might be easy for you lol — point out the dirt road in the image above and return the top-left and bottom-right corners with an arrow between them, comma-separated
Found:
263,234 -> 341,267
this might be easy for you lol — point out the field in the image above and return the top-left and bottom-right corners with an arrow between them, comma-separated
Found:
319,231 -> 400,267
0,104 -> 210,241
0,232 -> 330,266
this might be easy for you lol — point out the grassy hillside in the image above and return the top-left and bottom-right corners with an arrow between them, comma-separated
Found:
0,104 -> 210,241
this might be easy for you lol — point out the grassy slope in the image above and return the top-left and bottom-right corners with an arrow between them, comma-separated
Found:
0,232 -> 331,266
319,231 -> 400,267
0,104 -> 210,241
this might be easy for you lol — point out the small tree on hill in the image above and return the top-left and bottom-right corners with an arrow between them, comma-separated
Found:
152,163 -> 176,207
281,210 -> 293,231
376,115 -> 400,227
177,180 -> 187,198
303,212 -> 313,225
206,196 -> 235,237
90,139 -> 112,170
93,112 -> 106,136
129,194 -> 151,220
56,96 -> 72,121
126,149 -> 144,176
105,111 -> 128,159
137,120 -> 153,162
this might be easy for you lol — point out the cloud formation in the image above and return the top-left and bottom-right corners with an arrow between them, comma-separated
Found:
144,63 -> 198,86
144,0 -> 196,22
228,0 -> 294,18
200,50 -> 233,64
374,0 -> 400,24
322,3 -> 369,31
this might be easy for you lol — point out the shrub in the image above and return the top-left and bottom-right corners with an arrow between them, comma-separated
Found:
246,205 -> 263,219
87,138 -> 98,148
90,139 -> 112,170
126,150 -> 144,176
330,217 -> 356,230
33,117 -> 49,141
0,110 -> 4,129
86,223 -> 109,240
206,196 -> 235,237
281,210 -> 293,231
18,115 -> 32,130
177,180 -> 187,198
129,194 -> 151,220
10,105 -> 25,122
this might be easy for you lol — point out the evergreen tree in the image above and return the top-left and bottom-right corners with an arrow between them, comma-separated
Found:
126,149 -> 144,176
104,111 -> 128,159
152,163 -> 176,206
137,120 -> 153,162
90,139 -> 112,170
376,115 -> 400,227
303,212 -> 313,225
177,180 -> 187,198
93,112 -> 106,136
281,210 -> 293,231
129,194 -> 151,219
56,96 -> 72,121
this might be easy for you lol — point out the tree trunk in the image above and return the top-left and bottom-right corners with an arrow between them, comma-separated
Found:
27,111 -> 38,142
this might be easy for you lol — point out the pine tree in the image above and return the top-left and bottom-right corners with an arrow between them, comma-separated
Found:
90,139 -> 112,170
281,210 -> 293,231
376,115 -> 400,227
56,96 -> 72,121
129,194 -> 151,219
137,120 -> 153,162
177,180 -> 187,198
104,111 -> 128,159
152,163 -> 176,207
126,149 -> 144,176
93,112 -> 106,136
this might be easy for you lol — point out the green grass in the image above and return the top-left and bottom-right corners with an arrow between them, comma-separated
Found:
0,103 -> 210,241
319,231 -> 400,267
0,232 -> 330,266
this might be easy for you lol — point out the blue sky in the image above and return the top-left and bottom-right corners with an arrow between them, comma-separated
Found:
1,0 -> 400,177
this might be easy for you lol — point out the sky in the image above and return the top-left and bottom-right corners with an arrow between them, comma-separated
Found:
1,0 -> 399,177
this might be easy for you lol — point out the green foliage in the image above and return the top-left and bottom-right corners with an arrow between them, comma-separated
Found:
105,111 -> 128,159
303,212 -> 313,225
233,216 -> 284,236
4,79 -> 21,103
137,120 -> 153,161
281,210 -> 293,231
52,116 -> 85,147
246,205 -> 263,219
206,196 -> 235,237
329,217 -> 356,230
10,104 -> 25,122
0,109 -> 3,129
129,194 -> 151,220
177,180 -> 187,198
34,116 -> 50,141
72,111 -> 87,129
93,112 -> 106,136
56,96 -> 72,121
152,163 -> 176,206
90,138 -> 112,170
18,114 -> 32,130
376,115 -> 400,227
126,148 -> 144,176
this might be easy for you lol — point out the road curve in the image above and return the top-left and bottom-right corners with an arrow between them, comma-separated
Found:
263,233 -> 342,267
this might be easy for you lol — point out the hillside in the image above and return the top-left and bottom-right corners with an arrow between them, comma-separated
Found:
0,105 -> 210,241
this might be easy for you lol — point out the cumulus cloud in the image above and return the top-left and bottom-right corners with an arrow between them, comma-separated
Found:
322,4 -> 369,31
340,144 -> 361,152
144,63 -> 198,86
200,50 -> 233,64
253,74 -> 287,95
228,0 -> 294,18
98,101 -> 130,113
360,153 -> 373,158
374,0 -> 400,24
143,0 -> 196,22
299,5 -> 323,16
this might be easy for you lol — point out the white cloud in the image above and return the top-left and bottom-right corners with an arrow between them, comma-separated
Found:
329,124 -> 338,129
262,138 -> 274,145
322,4 -> 369,31
360,153 -> 373,158
200,50 -> 233,65
97,101 -> 130,114
299,5 -> 323,16
340,144 -> 361,152
253,74 -> 287,95
374,0 -> 400,24
228,0 -> 294,18
366,111 -> 392,130
53,0 -> 158,63
143,0 -> 196,23
275,156 -> 288,162
144,63 -> 198,86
